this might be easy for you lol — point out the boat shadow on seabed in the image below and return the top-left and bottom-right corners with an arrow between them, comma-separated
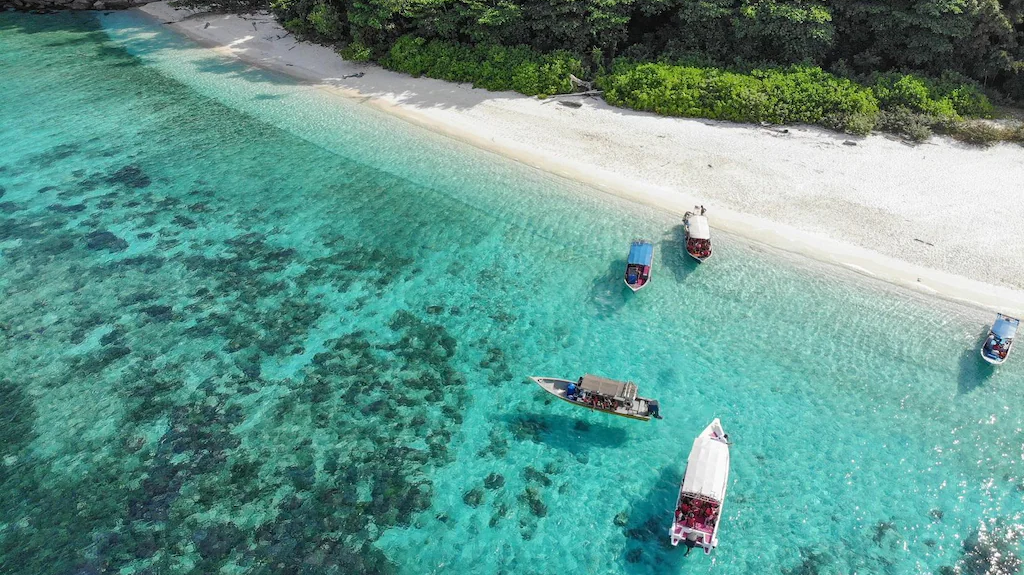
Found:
619,466 -> 690,575
503,411 -> 630,454
590,259 -> 631,315
957,328 -> 997,394
660,225 -> 699,283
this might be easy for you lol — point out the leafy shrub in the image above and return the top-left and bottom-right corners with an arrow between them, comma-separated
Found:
340,41 -> 372,62
307,3 -> 344,41
282,17 -> 312,36
870,73 -> 993,120
381,37 -> 584,96
876,108 -> 933,141
598,61 -> 878,133
949,121 -> 1004,146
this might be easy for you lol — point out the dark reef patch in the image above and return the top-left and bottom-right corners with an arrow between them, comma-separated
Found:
0,379 -> 35,456
106,164 -> 151,189
955,521 -> 1023,575
48,203 -> 86,213
85,230 -> 128,251
484,473 -> 505,490
139,305 -> 173,322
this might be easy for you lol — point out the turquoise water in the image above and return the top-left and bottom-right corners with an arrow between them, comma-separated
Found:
1,11 -> 1023,575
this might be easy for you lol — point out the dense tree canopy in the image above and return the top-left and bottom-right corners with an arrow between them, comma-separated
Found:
211,0 -> 1024,99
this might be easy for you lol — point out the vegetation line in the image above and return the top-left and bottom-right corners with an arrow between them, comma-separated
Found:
176,0 -> 1024,144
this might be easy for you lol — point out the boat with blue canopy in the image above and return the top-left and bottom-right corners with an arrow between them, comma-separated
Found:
530,374 -> 662,421
624,240 -> 654,292
982,313 -> 1019,365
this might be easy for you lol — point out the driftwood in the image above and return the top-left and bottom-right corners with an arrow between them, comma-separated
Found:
570,74 -> 593,91
553,90 -> 603,98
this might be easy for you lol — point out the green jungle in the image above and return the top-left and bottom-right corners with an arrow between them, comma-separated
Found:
180,0 -> 1024,140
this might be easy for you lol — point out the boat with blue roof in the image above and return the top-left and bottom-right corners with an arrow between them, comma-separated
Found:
624,240 -> 654,292
982,313 -> 1019,365
530,374 -> 662,421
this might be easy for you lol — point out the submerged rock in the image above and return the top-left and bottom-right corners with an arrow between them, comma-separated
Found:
48,203 -> 86,213
140,305 -> 173,322
462,487 -> 484,507
614,511 -> 629,527
106,164 -> 151,189
484,473 -> 505,490
520,487 -> 547,517
85,230 -> 128,251
523,466 -> 552,487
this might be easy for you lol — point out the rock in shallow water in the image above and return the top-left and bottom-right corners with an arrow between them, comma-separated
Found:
85,230 -> 128,251
484,473 -> 504,490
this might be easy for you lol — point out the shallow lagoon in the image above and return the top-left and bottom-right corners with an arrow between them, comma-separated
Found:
1,12 -> 1022,575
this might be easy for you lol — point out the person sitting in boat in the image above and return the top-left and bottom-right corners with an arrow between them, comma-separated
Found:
567,382 -> 578,400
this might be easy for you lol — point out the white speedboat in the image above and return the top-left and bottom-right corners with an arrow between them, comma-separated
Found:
670,419 -> 730,554
683,208 -> 712,262
530,374 -> 661,421
981,313 -> 1019,365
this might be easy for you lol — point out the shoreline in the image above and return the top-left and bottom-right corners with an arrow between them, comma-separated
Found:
127,3 -> 1024,315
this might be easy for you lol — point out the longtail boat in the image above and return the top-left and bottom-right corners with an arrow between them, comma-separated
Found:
530,374 -> 661,421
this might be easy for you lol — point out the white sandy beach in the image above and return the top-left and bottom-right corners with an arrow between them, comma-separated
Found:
135,2 -> 1024,313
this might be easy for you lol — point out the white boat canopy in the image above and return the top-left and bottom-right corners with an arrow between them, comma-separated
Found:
680,419 -> 729,502
688,216 -> 711,240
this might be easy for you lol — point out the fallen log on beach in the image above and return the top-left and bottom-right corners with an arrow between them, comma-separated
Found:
552,90 -> 604,98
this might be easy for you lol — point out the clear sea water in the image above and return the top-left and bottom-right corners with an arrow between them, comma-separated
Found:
1,11 -> 1022,575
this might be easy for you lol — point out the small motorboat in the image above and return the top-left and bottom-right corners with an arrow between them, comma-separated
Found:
670,419 -> 730,554
530,374 -> 661,421
624,240 -> 653,292
683,207 -> 712,262
981,313 -> 1019,365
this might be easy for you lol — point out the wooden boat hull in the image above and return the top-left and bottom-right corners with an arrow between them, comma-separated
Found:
530,377 -> 654,422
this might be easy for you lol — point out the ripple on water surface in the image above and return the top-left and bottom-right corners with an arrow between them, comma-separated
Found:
0,11 -> 1022,575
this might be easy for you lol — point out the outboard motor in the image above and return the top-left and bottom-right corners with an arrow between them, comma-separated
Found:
649,400 -> 662,419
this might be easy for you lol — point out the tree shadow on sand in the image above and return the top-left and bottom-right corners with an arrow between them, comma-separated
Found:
957,327 -> 997,394
658,224 -> 698,283
618,465 -> 690,575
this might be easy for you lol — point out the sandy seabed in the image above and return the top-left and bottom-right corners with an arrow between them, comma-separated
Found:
134,2 -> 1024,313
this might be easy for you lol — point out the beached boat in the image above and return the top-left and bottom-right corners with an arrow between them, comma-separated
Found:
683,208 -> 712,262
624,240 -> 653,292
981,313 -> 1020,365
670,418 -> 730,554
530,374 -> 662,421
